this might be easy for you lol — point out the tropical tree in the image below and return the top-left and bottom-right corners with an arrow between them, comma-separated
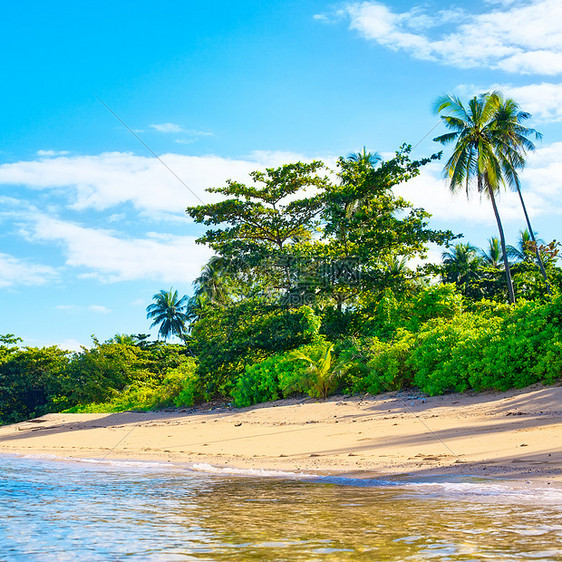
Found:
340,148 -> 382,219
493,97 -> 550,294
441,243 -> 483,296
434,92 -> 518,303
193,256 -> 232,305
321,145 -> 454,300
481,237 -> 504,268
347,147 -> 381,167
507,229 -> 538,263
146,288 -> 190,340
187,161 -> 330,302
291,342 -> 340,399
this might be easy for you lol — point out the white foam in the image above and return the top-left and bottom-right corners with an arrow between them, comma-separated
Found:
399,481 -> 562,506
189,462 -> 316,479
68,457 -> 174,470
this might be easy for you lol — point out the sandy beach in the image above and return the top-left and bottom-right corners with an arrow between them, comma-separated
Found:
1,384 -> 561,485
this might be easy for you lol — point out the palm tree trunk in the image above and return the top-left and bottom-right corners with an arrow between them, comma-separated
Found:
516,186 -> 552,296
489,187 -> 516,304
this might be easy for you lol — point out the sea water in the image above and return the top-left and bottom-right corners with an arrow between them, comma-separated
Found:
0,454 -> 561,560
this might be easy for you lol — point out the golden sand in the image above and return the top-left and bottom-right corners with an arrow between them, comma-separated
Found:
1,384 -> 560,484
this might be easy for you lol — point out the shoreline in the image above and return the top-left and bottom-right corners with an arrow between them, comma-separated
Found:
1,384 -> 561,486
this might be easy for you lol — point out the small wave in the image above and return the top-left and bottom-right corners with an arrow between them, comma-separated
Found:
68,457 -> 175,470
189,462 -> 317,479
399,480 -> 562,505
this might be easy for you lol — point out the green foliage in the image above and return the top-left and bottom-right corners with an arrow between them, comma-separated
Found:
188,149 -> 456,312
362,333 -> 415,394
291,342 -> 340,399
473,296 -> 562,390
410,314 -> 501,395
173,361 -> 202,407
353,284 -> 464,341
363,288 -> 404,340
336,335 -> 414,394
146,288 -> 190,340
192,300 -> 321,397
406,283 -> 464,331
0,344 -> 70,424
60,339 -> 150,406
409,295 -> 562,394
335,293 -> 561,397
232,340 -> 335,407
0,335 -> 195,424
67,358 -> 199,413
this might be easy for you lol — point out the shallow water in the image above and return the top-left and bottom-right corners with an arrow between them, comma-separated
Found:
0,455 -> 561,560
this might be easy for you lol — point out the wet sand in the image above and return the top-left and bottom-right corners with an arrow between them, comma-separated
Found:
1,384 -> 560,485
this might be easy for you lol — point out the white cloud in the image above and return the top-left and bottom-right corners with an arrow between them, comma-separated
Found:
21,214 -> 213,283
327,0 -> 562,75
56,305 -> 80,312
499,82 -> 562,121
0,253 -> 58,288
0,151 -> 311,216
89,305 -> 111,314
149,124 -> 213,136
149,123 -> 184,133
57,304 -> 111,314
457,82 -> 562,122
37,150 -> 70,157
397,142 -> 562,230
0,150 -> 324,287
521,141 -> 562,196
55,339 -> 85,352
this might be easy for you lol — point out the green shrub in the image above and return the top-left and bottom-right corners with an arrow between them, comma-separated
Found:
173,361 -> 201,407
406,283 -> 464,331
192,301 -> 322,397
67,358 -> 199,413
291,342 -> 342,399
473,296 -> 562,390
0,344 -> 70,424
330,335 -> 415,395
232,340 -> 331,407
361,331 -> 415,393
410,313 -> 500,395
363,288 -> 404,340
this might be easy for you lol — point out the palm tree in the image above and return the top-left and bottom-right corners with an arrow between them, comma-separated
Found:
433,92 -> 518,303
146,288 -> 190,340
441,243 -> 483,289
193,256 -> 232,305
291,343 -> 339,399
507,229 -> 538,263
481,237 -> 504,268
347,146 -> 381,167
493,97 -> 550,294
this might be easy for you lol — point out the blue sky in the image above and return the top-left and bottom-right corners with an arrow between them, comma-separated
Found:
1,0 -> 561,349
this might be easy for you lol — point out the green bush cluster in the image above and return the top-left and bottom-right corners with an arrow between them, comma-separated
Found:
0,336 -> 199,424
2,289 -> 561,423
192,301 -> 322,397
346,294 -> 561,396
348,333 -> 416,394
206,289 -> 562,408
232,340 -> 331,407
68,358 -> 199,413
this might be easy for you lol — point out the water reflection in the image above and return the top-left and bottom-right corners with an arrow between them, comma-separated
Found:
176,479 -> 562,560
0,456 -> 560,560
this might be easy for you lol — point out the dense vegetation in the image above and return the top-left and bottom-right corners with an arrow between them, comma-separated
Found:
2,92 -> 561,425
0,334 -> 199,423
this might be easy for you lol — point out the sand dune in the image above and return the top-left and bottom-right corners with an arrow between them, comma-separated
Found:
1,384 -> 560,485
